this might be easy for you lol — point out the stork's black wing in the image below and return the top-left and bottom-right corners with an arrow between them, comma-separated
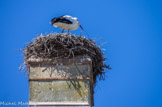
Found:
51,16 -> 72,24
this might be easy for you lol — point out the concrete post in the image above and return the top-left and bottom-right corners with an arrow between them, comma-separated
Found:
28,55 -> 94,107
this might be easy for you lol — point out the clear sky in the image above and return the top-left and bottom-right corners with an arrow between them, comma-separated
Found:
0,0 -> 162,107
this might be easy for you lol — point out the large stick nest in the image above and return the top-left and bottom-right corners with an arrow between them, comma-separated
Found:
21,33 -> 111,85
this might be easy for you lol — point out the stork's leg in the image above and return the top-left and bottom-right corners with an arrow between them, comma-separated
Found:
61,29 -> 64,33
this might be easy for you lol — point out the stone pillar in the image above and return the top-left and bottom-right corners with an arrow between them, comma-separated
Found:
28,55 -> 94,107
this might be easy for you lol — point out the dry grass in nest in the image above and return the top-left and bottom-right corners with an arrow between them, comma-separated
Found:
20,33 -> 111,86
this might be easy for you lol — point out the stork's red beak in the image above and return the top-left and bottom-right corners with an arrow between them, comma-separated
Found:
79,25 -> 84,30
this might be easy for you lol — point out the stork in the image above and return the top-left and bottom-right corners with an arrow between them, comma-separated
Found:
50,15 -> 83,33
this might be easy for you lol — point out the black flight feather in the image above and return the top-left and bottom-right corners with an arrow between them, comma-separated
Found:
51,16 -> 73,25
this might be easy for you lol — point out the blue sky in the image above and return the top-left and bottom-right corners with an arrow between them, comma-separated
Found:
0,0 -> 162,107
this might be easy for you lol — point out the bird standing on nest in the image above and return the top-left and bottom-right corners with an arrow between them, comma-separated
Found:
50,15 -> 83,33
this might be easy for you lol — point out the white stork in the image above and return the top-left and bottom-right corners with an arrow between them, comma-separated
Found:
50,15 -> 83,33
